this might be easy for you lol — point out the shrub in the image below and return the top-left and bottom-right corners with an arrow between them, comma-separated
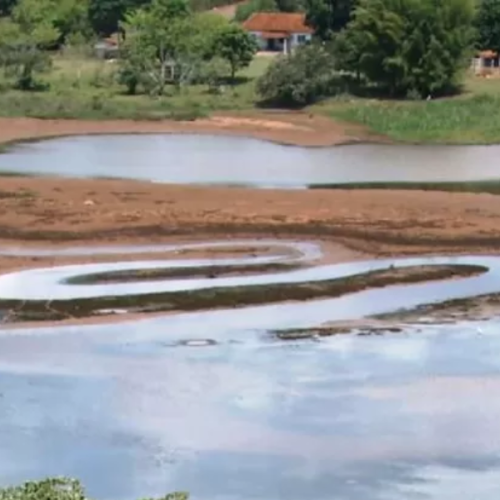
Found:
256,43 -> 339,106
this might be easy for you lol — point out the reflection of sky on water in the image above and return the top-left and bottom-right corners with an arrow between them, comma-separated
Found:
0,320 -> 500,499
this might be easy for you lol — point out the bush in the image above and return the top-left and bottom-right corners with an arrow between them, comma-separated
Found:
256,43 -> 340,106
334,0 -> 475,97
0,477 -> 189,500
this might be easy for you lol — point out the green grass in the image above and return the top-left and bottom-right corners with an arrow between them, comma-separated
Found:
0,263 -> 482,323
4,53 -> 500,145
319,75 -> 500,144
0,53 -> 272,121
310,180 -> 500,195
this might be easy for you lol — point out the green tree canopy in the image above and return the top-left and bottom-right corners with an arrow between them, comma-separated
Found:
476,0 -> 500,53
305,0 -> 355,40
0,0 -> 59,89
335,0 -> 475,97
88,0 -> 151,36
119,0 -> 227,94
214,23 -> 257,82
234,0 -> 277,22
0,0 -> 16,16
53,0 -> 92,42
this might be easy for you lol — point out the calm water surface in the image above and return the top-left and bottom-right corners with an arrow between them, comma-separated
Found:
0,320 -> 500,500
0,242 -> 499,499
1,135 -> 500,187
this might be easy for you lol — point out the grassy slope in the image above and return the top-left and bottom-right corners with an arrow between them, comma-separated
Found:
316,75 -> 500,144
0,54 -> 273,120
1,52 -> 500,145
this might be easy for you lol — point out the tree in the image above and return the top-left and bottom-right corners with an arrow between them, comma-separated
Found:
476,0 -> 500,53
234,0 -> 277,23
0,0 -> 59,90
275,0 -> 304,11
305,0 -> 355,40
257,42 -> 338,105
214,23 -> 257,82
335,0 -> 475,97
0,0 -> 17,16
88,0 -> 150,36
119,0 -> 225,94
51,0 -> 93,44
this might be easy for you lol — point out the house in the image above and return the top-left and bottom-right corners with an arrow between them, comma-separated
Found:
242,12 -> 313,55
94,34 -> 120,59
472,50 -> 500,76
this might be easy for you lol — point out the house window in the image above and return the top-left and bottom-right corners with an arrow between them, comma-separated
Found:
297,35 -> 307,44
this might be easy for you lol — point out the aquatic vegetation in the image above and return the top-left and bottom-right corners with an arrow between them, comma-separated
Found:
0,263 -> 484,324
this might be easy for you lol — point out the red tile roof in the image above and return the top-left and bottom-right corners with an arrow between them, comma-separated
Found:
242,12 -> 313,34
478,50 -> 497,58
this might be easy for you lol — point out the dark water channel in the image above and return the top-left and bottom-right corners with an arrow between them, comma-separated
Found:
1,135 -> 500,187
0,241 -> 499,499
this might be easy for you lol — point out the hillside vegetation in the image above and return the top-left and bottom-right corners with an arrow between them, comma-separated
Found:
0,0 -> 498,143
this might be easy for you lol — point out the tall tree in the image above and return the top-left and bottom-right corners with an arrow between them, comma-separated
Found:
335,0 -> 475,97
305,0 -> 355,40
214,23 -> 257,82
476,0 -> 500,53
119,0 -> 224,93
234,0 -> 277,23
0,0 -> 16,16
54,0 -> 92,42
88,0 -> 150,36
0,0 -> 59,89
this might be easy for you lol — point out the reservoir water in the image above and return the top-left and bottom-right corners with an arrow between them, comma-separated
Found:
0,134 -> 499,187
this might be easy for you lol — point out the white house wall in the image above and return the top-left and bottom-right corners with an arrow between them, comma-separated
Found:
250,31 -> 312,52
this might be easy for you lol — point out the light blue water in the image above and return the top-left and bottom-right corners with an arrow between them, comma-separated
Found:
1,134 -> 500,187
0,240 -> 499,499
1,320 -> 500,500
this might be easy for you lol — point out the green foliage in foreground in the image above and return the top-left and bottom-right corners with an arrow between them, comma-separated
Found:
0,478 -> 188,500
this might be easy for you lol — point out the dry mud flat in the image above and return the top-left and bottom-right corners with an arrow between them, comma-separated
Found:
0,176 -> 500,326
2,176 -> 500,255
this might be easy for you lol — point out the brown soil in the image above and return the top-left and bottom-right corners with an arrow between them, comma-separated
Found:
1,176 -> 500,258
0,112 -> 378,148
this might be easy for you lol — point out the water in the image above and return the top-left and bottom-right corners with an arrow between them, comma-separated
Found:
0,241 -> 500,499
1,135 -> 500,187
1,321 -> 500,500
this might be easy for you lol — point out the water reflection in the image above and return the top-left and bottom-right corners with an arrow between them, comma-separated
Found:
0,321 -> 500,499
1,135 -> 500,186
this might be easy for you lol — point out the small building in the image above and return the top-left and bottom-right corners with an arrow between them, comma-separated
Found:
472,50 -> 500,76
94,34 -> 120,59
242,12 -> 313,54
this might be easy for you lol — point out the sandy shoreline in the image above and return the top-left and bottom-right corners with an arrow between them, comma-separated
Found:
0,112 -> 381,148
